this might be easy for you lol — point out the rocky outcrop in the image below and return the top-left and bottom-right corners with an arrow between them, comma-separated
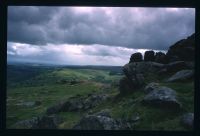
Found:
13,115 -> 63,129
142,86 -> 181,110
119,74 -> 144,94
123,62 -> 164,76
46,93 -> 110,115
120,59 -> 165,94
165,61 -> 189,73
166,69 -> 194,82
180,113 -> 193,129
166,33 -> 195,62
155,52 -> 168,64
129,52 -> 143,63
144,51 -> 155,61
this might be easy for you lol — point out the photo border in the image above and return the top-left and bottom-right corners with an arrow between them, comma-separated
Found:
0,0 -> 199,136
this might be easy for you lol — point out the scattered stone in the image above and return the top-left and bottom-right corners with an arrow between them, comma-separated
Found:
129,52 -> 143,63
93,109 -> 111,118
166,70 -> 194,82
57,79 -> 81,85
180,113 -> 193,129
144,82 -> 160,94
142,86 -> 181,109
157,68 -> 168,75
46,94 -> 110,115
130,115 -> 140,122
13,115 -> 63,129
73,109 -> 134,130
144,51 -> 155,61
73,110 -> 120,130
15,101 -> 41,108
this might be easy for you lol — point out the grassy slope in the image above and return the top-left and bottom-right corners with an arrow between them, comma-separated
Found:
7,67 -> 193,130
7,68 -> 122,128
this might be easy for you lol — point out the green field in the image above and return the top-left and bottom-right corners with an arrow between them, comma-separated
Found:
6,64 -> 194,130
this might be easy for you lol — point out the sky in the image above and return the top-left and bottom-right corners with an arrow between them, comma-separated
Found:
7,6 -> 195,66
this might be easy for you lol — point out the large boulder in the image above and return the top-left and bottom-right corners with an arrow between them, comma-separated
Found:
155,52 -> 168,64
180,113 -> 194,129
13,115 -> 63,129
142,86 -> 181,110
129,52 -> 143,63
144,51 -> 155,61
166,69 -> 194,82
166,33 -> 195,62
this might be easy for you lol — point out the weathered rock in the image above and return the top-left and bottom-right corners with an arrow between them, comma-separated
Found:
115,119 -> 132,130
119,76 -> 133,94
74,109 -> 141,130
130,115 -> 140,123
119,74 -> 144,94
93,109 -> 111,118
185,61 -> 194,69
166,33 -> 195,62
144,51 -> 155,61
123,62 -> 164,76
157,68 -> 168,75
142,86 -> 181,109
166,70 -> 194,82
144,82 -> 160,94
46,94 -> 110,115
73,110 -> 120,130
155,52 -> 168,64
120,61 -> 166,94
13,115 -> 63,129
180,113 -> 193,129
166,61 -> 188,73
129,52 -> 143,63
133,74 -> 145,87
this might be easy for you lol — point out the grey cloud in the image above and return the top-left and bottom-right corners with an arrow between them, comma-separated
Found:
8,6 -> 59,25
8,7 -> 195,50
8,21 -> 47,45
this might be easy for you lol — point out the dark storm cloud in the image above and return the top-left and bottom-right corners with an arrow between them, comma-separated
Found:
8,7 -> 195,50
8,6 -> 59,24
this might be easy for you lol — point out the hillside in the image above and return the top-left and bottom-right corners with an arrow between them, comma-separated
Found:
7,33 -> 194,130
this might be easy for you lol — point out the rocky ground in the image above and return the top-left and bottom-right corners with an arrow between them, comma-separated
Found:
8,33 -> 195,130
